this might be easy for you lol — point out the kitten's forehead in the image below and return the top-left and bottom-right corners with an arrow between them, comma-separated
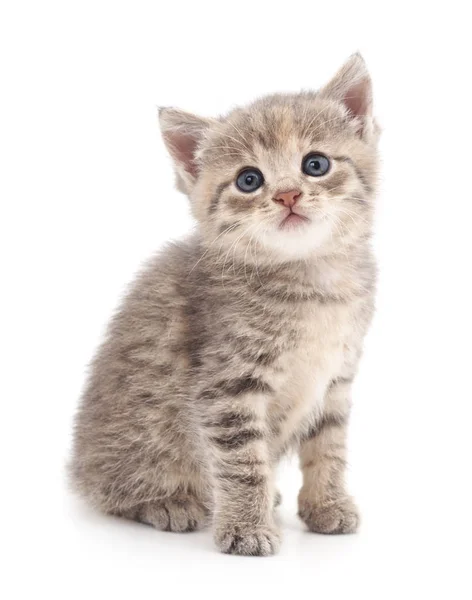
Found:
202,93 -> 351,166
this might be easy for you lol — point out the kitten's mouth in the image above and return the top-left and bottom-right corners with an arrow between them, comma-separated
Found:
279,211 -> 310,230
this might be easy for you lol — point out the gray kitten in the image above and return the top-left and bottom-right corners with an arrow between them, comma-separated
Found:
70,53 -> 379,556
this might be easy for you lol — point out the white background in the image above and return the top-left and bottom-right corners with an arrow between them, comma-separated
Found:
1,1 -> 471,598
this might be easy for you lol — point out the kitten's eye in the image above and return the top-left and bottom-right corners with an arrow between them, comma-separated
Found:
236,168 -> 264,193
302,153 -> 330,177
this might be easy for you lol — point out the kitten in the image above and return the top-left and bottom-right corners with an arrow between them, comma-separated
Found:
70,53 -> 379,556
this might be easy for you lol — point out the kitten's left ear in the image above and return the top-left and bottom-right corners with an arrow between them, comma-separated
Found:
159,108 -> 217,194
320,53 -> 374,136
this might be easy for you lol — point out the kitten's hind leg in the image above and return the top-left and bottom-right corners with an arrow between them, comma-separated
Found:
116,492 -> 210,533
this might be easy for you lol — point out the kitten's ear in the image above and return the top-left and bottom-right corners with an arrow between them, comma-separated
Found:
159,108 -> 216,193
320,53 -> 373,131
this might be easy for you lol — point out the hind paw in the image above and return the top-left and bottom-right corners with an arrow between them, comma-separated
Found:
129,495 -> 209,532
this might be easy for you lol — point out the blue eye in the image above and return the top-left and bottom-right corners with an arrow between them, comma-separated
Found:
236,168 -> 264,193
302,153 -> 330,177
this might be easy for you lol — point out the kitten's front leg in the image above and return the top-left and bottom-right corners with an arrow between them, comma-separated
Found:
298,377 -> 360,534
201,380 -> 280,556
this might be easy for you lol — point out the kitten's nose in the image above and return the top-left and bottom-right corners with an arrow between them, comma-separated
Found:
273,189 -> 302,208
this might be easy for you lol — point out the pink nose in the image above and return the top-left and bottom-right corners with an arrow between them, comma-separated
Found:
273,189 -> 302,208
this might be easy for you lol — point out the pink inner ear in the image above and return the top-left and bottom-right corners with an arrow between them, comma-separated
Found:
343,79 -> 371,118
165,131 -> 199,178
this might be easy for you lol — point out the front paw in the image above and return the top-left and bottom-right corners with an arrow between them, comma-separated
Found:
298,495 -> 360,534
214,522 -> 281,556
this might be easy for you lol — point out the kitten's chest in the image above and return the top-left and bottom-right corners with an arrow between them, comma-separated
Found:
268,301 -> 353,442
300,300 -> 352,362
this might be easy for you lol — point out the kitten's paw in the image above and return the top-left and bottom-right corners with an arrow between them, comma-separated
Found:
136,495 -> 209,532
214,523 -> 281,556
298,495 -> 360,534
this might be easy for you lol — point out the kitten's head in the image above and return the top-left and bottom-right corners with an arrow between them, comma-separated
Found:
159,54 -> 379,263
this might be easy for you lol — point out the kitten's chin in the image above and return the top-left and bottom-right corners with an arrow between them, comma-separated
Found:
260,220 -> 335,262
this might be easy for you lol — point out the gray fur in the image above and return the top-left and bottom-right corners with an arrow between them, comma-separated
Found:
70,53 -> 379,555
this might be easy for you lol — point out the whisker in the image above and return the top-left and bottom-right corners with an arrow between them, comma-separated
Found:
336,207 -> 369,226
220,222 -> 255,285
187,221 -> 242,275
219,131 -> 252,155
225,121 -> 252,152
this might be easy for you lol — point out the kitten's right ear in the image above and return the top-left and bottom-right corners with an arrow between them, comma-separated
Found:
159,108 -> 216,194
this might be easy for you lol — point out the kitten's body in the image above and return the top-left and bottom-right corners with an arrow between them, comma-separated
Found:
71,54 -> 379,555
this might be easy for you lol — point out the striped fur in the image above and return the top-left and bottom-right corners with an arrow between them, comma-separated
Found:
70,54 -> 379,556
